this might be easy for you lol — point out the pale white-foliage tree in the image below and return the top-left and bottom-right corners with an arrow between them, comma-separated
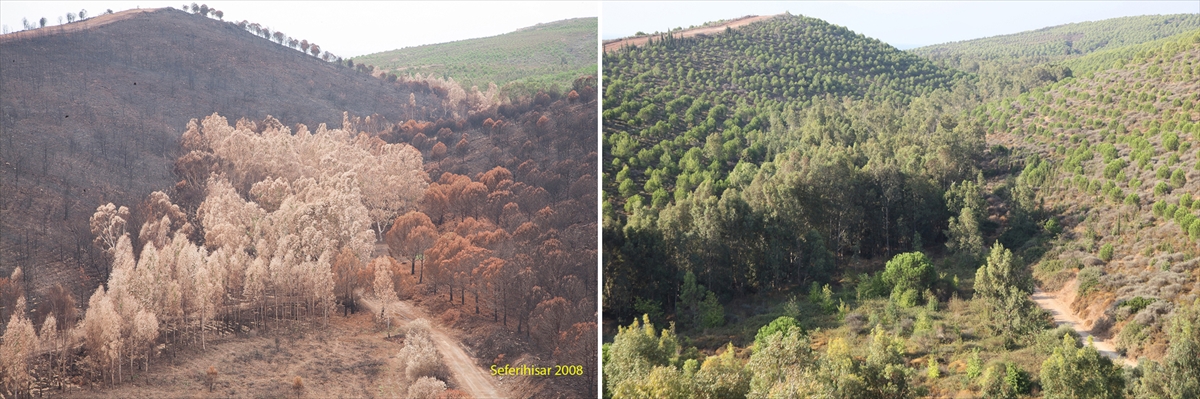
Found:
81,112 -> 428,380
397,318 -> 445,383
243,256 -> 268,323
194,249 -> 225,350
358,140 -> 428,241
138,191 -> 190,249
129,240 -> 161,310
407,376 -> 447,399
39,314 -> 58,372
297,250 -> 335,326
373,256 -> 396,320
0,296 -> 36,394
103,234 -> 142,382
131,309 -> 159,373
198,177 -> 266,254
82,287 -> 121,384
187,113 -> 426,243
90,203 -> 130,252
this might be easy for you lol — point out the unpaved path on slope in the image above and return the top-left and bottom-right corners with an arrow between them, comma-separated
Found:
1032,282 -> 1135,367
603,14 -> 776,52
361,297 -> 502,398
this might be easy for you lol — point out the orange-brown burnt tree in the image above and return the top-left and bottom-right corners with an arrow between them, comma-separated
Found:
386,211 -> 439,278
449,244 -> 489,308
423,233 -> 477,302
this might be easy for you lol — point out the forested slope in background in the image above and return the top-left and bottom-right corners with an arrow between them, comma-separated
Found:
353,17 -> 597,97
911,14 -> 1200,70
909,14 -> 1200,100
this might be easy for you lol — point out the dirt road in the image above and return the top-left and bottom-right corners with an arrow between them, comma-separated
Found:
1031,285 -> 1135,367
362,297 -> 502,398
603,14 -> 776,52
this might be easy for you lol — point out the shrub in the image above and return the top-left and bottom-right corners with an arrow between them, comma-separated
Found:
1165,204 -> 1179,219
695,343 -> 750,398
1098,243 -> 1114,262
808,282 -> 836,313
754,316 -> 801,349
633,297 -> 663,327
1040,334 -> 1125,398
856,273 -> 889,300
980,362 -> 1028,398
891,287 -> 920,308
1156,166 -> 1171,179
1154,181 -> 1170,195
1078,267 -> 1103,296
698,292 -> 724,328
205,366 -> 218,392
1044,218 -> 1063,236
398,319 -> 446,382
605,315 -> 692,395
1153,200 -> 1168,216
1175,207 -> 1195,228
966,350 -> 983,380
1114,321 -> 1148,356
408,377 -> 447,399
1163,132 -> 1180,151
882,252 -> 934,307
1035,326 -> 1081,355
1121,296 -> 1156,314
1171,168 -> 1187,188
1103,159 -> 1126,179
1123,192 -> 1140,206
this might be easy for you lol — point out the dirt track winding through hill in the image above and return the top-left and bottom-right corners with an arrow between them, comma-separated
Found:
602,14 -> 776,52
1031,283 -> 1135,367
361,297 -> 501,398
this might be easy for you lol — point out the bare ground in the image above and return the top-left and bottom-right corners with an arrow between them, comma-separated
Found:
1031,278 -> 1135,366
603,14 -> 777,52
56,312 -> 406,398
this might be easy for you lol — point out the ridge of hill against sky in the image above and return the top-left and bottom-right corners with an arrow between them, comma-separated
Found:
1,1 -> 599,57
602,1 -> 1199,49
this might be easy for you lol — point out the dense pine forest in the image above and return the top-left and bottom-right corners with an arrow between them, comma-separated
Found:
603,13 -> 1199,399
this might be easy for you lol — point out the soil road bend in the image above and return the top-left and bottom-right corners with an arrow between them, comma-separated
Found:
360,296 -> 502,398
1031,285 -> 1136,367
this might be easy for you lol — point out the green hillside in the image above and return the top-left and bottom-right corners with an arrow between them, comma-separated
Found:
912,14 -> 1200,70
603,14 -> 1200,399
602,12 -> 967,219
967,30 -> 1200,360
1062,28 -> 1200,76
353,17 -> 596,95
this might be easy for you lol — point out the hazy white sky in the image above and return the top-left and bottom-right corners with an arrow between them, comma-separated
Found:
0,1 -> 599,57
602,1 -> 1200,49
